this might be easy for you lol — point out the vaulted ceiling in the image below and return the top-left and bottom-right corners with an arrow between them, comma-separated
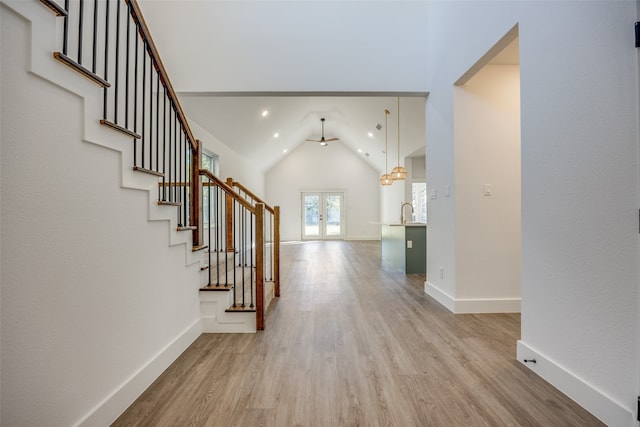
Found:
137,1 -> 517,174
178,94 -> 427,173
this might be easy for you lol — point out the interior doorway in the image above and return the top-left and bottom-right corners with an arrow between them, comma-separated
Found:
451,25 -> 521,313
301,192 -> 344,240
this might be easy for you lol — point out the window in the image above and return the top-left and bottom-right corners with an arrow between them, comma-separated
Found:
201,149 -> 219,228
412,182 -> 427,223
202,150 -> 219,175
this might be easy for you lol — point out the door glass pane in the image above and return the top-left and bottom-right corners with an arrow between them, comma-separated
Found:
304,195 -> 320,237
325,194 -> 341,236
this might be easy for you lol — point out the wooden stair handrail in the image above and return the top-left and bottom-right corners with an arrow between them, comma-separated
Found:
125,0 -> 197,151
199,170 -> 255,214
230,178 -> 280,300
230,179 -> 275,214
200,170 -> 266,329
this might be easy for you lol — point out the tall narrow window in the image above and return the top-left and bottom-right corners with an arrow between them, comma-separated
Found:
202,149 -> 219,228
201,150 -> 219,175
412,182 -> 427,223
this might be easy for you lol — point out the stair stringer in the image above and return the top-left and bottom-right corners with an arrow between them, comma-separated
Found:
199,251 -> 256,333
200,289 -> 257,333
2,0 -> 203,269
199,250 -> 276,333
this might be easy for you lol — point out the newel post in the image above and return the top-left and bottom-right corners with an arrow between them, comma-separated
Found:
255,203 -> 265,330
274,206 -> 280,297
190,141 -> 201,246
225,177 -> 234,252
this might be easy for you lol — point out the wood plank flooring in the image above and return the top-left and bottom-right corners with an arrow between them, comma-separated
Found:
113,240 -> 604,427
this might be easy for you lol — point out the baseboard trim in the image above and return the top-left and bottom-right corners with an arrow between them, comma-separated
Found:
424,281 -> 520,313
516,341 -> 634,427
454,297 -> 520,313
75,319 -> 202,427
425,281 -> 456,312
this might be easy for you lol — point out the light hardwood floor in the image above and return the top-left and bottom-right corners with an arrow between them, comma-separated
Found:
113,240 -> 604,427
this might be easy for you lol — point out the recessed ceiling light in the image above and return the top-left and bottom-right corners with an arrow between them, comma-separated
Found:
261,110 -> 269,117
273,132 -> 279,138
358,148 -> 363,153
367,132 -> 373,138
283,149 -> 288,153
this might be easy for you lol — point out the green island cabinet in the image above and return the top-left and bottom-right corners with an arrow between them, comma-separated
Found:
381,224 -> 426,274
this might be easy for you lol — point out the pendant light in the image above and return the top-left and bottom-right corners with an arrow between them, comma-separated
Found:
391,97 -> 408,180
379,109 -> 393,186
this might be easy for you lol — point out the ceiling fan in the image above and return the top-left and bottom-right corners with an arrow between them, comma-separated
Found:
306,118 -> 339,146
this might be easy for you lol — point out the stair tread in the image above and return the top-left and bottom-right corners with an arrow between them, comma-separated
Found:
53,52 -> 110,87
200,284 -> 233,291
39,0 -> 67,16
133,166 -> 164,177
100,119 -> 141,139
225,305 -> 256,313
158,200 -> 181,207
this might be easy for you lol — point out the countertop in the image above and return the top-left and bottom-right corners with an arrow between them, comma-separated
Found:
383,223 -> 426,227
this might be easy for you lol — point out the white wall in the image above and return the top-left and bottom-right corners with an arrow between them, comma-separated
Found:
411,157 -> 426,181
426,2 -> 638,425
266,142 -> 380,241
637,0 -> 640,413
138,1 -> 428,93
189,120 -> 265,197
380,181 -> 407,225
453,64 -> 521,309
1,4 -> 202,425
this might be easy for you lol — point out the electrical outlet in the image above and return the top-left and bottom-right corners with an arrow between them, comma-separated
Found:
407,240 -> 413,249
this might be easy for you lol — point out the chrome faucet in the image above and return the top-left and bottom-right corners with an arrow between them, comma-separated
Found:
400,202 -> 414,224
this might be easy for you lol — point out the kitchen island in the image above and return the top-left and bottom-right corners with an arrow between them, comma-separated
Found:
381,223 -> 426,274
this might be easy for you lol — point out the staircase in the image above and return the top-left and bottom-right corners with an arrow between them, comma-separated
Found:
25,0 -> 280,332
1,1 -> 281,425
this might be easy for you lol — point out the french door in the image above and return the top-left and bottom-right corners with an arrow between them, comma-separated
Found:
302,192 -> 344,240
